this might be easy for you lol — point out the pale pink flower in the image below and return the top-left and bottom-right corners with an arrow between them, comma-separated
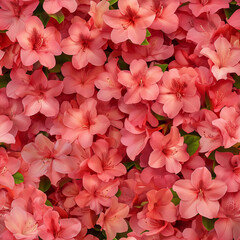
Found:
103,0 -> 155,44
139,0 -> 180,33
212,107 -> 240,148
61,17 -> 106,70
97,197 -> 129,240
17,16 -> 62,68
0,115 -> 15,144
21,69 -> 63,117
215,152 -> 240,192
95,58 -> 122,101
188,0 -> 231,17
62,61 -> 103,98
118,59 -> 162,104
38,209 -> 81,240
228,9 -> 240,30
149,126 -> 189,173
4,207 -> 38,240
62,98 -> 110,148
75,173 -> 119,214
173,167 -> 227,219
158,67 -> 201,118
0,0 -> 38,41
43,0 -> 78,14
200,36 -> 240,80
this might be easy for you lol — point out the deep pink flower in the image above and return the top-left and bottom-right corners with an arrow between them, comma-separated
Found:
43,0 -> 78,14
118,59 -> 162,104
0,115 -> 15,144
17,16 -> 62,68
61,17 -> 106,69
173,167 -> 227,219
103,0 -> 155,44
158,67 -> 201,118
149,126 -> 189,173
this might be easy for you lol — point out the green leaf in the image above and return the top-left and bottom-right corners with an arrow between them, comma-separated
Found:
13,172 -> 24,184
141,39 -> 149,46
146,29 -> 151,37
115,189 -> 122,197
118,58 -> 129,70
184,135 -> 200,156
0,73 -> 11,88
45,199 -> 53,207
202,217 -> 218,231
49,10 -> 65,23
123,161 -> 135,170
234,74 -> 240,89
59,177 -> 72,188
39,176 -> 51,192
151,110 -> 168,121
225,4 -> 240,19
178,1 -> 190,8
155,64 -> 168,72
109,0 -> 118,6
0,30 -> 7,33
205,93 -> 211,110
39,12 -> 50,27
171,189 -> 180,206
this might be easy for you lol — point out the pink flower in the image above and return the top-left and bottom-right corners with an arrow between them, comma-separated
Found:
188,0 -> 231,17
4,207 -> 38,240
139,0 -> 180,33
228,9 -> 240,30
38,209 -> 81,240
212,107 -> 240,148
0,115 -> 15,144
88,139 -> 126,182
158,67 -> 201,118
103,0 -> 155,44
75,173 -> 119,214
118,59 -> 162,104
43,0 -> 78,14
149,126 -> 189,173
62,98 -> 110,148
62,62 -> 103,98
17,16 -> 62,68
215,152 -> 240,192
97,197 -> 129,240
0,0 -> 38,41
200,36 -> 240,80
61,17 -> 106,70
146,189 -> 177,222
21,69 -> 63,117
173,167 -> 227,219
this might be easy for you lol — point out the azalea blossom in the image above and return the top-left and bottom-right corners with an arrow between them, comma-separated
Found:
43,0 -> 78,14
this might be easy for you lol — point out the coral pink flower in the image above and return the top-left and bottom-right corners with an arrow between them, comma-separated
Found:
158,67 -> 201,118
118,59 -> 162,104
149,126 -> 189,173
97,197 -> 129,240
173,167 -> 227,219
200,36 -> 240,80
188,0 -> 231,17
62,62 -> 103,98
0,0 -> 38,41
62,98 -> 110,148
215,192 -> 240,240
17,16 -> 62,68
43,0 -> 78,14
215,152 -> 240,192
21,69 -> 63,117
212,107 -> 240,148
88,139 -> 126,182
75,173 -> 119,214
61,17 -> 106,70
228,9 -> 240,30
0,115 -> 15,144
38,209 -> 81,240
146,189 -> 177,222
21,133 -> 78,185
103,0 -> 155,44
95,58 -> 122,101
4,207 -> 38,240
139,0 -> 180,33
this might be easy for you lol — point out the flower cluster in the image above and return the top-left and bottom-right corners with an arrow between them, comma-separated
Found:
0,0 -> 240,239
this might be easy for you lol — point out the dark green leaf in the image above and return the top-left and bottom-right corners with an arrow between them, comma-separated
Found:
13,172 -> 24,184
115,189 -> 122,197
146,29 -> 151,37
59,177 -> 72,188
118,58 -> 129,70
225,4 -> 240,19
0,73 -> 11,88
234,74 -> 240,89
202,217 -> 218,231
141,39 -> 149,46
155,64 -> 168,72
39,12 -> 50,27
184,135 -> 200,156
123,161 -> 135,170
205,93 -> 211,110
171,189 -> 180,206
39,176 -> 51,192
151,110 -> 168,121
45,199 -> 53,207
0,30 -> 7,33
109,0 -> 118,6
178,1 -> 190,8
49,10 -> 65,23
